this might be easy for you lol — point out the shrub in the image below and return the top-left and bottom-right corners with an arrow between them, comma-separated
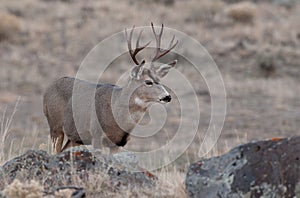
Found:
0,12 -> 22,41
225,1 -> 256,23
257,53 -> 277,77
185,0 -> 225,22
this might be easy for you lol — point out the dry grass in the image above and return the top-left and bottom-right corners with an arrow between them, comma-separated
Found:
0,105 -> 188,197
0,0 -> 299,196
156,167 -> 187,197
0,12 -> 22,41
185,0 -> 225,22
3,179 -> 43,198
0,98 -> 20,163
3,179 -> 75,198
225,1 -> 256,23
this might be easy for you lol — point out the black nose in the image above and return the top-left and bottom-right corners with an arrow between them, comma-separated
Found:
162,95 -> 171,102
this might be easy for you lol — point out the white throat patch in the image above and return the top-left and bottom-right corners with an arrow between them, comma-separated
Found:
134,97 -> 146,107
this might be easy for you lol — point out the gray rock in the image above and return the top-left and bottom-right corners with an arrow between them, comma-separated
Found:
186,136 -> 300,198
0,147 -> 157,193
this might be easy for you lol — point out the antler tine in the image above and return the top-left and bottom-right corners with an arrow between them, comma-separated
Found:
136,30 -> 143,49
125,25 -> 151,65
151,23 -> 178,63
151,23 -> 162,61
155,35 -> 178,61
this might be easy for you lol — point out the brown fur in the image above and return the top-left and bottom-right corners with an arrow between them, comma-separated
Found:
43,74 -> 173,153
43,24 -> 177,153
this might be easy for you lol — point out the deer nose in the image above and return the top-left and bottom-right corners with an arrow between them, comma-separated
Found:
162,95 -> 171,102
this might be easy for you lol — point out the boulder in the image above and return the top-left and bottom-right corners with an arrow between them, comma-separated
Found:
0,147 -> 157,195
186,136 -> 300,197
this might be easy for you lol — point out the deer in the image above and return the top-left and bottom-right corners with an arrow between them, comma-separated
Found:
43,23 -> 178,154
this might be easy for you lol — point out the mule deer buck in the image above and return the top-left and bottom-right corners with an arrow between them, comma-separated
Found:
43,23 -> 178,153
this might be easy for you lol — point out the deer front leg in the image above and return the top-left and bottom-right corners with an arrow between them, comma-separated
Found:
90,112 -> 106,151
92,137 -> 102,149
109,146 -> 120,154
101,136 -> 121,155
61,140 -> 82,152
51,128 -> 64,153
56,131 -> 64,153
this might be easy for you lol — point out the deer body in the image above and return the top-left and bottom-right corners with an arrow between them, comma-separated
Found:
44,77 -> 145,153
43,23 -> 178,153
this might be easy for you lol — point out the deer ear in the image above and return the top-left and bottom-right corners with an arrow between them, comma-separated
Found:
130,60 -> 145,79
156,60 -> 177,78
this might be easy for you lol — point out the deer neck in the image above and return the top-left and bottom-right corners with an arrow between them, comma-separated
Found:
113,80 -> 148,125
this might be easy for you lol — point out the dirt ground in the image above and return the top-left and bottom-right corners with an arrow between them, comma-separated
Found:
0,0 -> 299,167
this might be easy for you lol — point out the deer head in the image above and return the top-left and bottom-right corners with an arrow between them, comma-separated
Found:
124,23 -> 178,107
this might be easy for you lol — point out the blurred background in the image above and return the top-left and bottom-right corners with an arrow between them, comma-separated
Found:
0,0 -> 299,168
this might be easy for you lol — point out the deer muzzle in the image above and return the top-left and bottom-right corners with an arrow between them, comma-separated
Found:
159,95 -> 172,103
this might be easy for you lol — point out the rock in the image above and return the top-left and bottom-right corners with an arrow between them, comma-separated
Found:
1,150 -> 50,183
185,136 -> 300,198
1,147 -> 157,193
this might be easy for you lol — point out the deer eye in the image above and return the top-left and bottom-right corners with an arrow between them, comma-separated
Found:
145,80 -> 153,86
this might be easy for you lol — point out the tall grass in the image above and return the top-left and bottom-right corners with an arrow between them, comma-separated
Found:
0,97 -> 20,164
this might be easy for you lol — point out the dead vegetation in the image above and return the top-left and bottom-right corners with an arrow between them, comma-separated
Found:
0,12 -> 22,41
0,0 -> 299,197
225,1 -> 256,23
3,179 -> 43,198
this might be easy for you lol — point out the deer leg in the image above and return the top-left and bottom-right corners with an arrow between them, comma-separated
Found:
109,146 -> 120,154
92,137 -> 102,149
61,139 -> 82,152
50,128 -> 64,154
101,137 -> 121,155
61,139 -> 71,151
55,131 -> 64,153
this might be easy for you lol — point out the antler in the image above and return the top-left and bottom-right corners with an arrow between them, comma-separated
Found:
151,22 -> 178,63
125,25 -> 151,65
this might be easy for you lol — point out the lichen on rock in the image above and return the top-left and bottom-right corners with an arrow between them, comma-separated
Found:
186,136 -> 300,198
